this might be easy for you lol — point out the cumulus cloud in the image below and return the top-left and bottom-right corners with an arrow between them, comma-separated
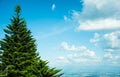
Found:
53,39 -> 120,66
90,31 -> 120,65
71,0 -> 120,31
103,52 -> 120,65
90,33 -> 100,46
104,31 -> 120,48
61,42 -> 75,51
59,0 -> 120,66
51,4 -> 56,11
77,18 -> 120,31
59,42 -> 100,65
61,42 -> 88,51
56,56 -> 70,64
67,52 -> 100,64
90,31 -> 120,50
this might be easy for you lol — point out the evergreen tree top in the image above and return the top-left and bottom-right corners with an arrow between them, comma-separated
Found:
15,5 -> 21,15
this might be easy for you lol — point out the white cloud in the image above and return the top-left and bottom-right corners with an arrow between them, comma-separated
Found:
80,0 -> 120,19
84,0 -> 120,11
56,56 -> 70,64
104,49 -> 120,52
61,42 -> 74,51
67,51 -> 100,64
83,50 -> 95,57
89,30 -> 120,65
64,15 -> 68,21
61,42 -> 87,51
51,4 -> 56,11
90,33 -> 100,46
104,52 -> 113,59
54,40 -> 120,66
89,31 -> 120,65
63,15 -> 71,21
77,18 -> 120,31
103,52 -> 120,65
104,31 -> 120,48
90,31 -> 120,49
60,42 -> 100,65
71,0 -> 120,31
49,56 -> 70,66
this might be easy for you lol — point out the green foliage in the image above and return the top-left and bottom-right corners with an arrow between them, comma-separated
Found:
0,5 -> 63,77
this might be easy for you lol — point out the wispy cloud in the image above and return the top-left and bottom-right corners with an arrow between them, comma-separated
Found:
30,22 -> 71,40
35,27 -> 70,40
64,15 -> 71,21
51,4 -> 56,11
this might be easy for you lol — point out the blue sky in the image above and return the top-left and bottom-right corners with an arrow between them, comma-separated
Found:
1,0 -> 120,73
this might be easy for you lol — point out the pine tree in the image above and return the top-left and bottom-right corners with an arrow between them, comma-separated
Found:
0,5 -> 63,77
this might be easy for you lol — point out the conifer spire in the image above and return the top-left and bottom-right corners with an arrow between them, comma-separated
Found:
15,5 -> 21,14
0,5 -> 63,77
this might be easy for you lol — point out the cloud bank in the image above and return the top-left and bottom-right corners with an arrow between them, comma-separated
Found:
52,42 -> 101,66
90,31 -> 120,65
71,0 -> 120,31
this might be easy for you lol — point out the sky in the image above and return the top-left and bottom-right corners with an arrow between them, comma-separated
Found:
0,0 -> 120,74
